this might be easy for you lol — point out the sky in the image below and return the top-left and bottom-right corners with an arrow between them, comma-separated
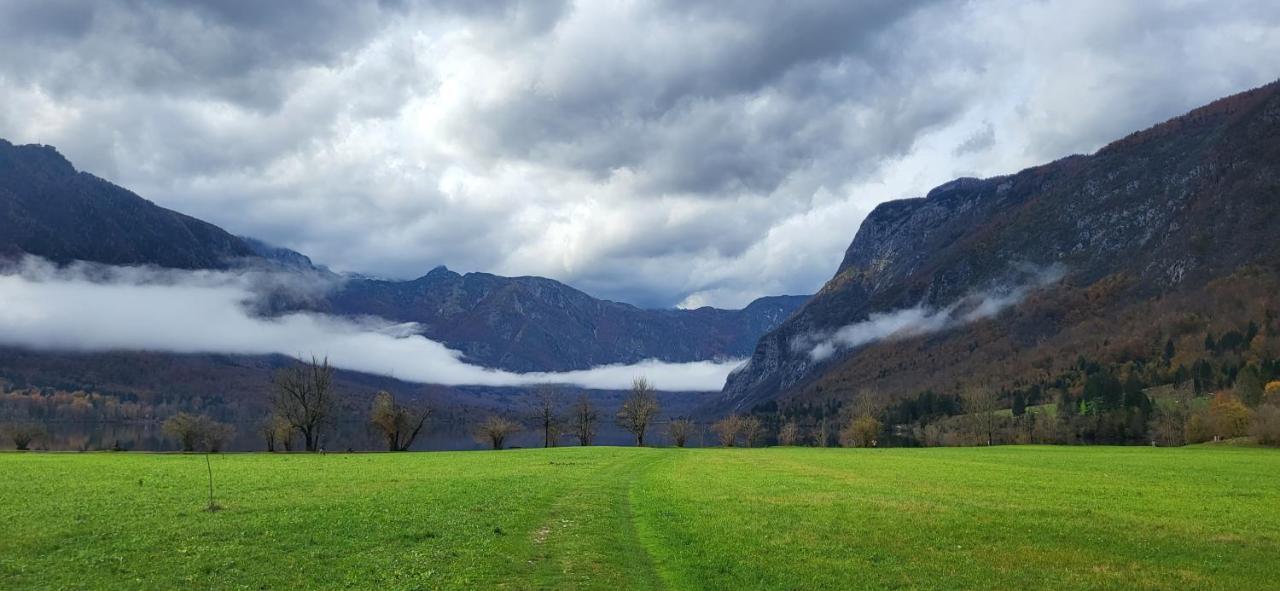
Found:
1,0 -> 1278,309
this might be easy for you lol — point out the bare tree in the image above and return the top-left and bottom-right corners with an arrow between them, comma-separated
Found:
6,422 -> 44,451
272,355 -> 336,452
571,393 -> 599,446
371,391 -> 433,451
668,418 -> 695,447
962,386 -> 1000,446
163,413 -> 235,452
839,389 -> 883,448
711,414 -> 744,447
477,416 -> 521,450
742,416 -> 765,447
777,420 -> 801,446
617,377 -> 660,446
259,414 -> 294,452
533,386 -> 563,448
815,415 -> 832,448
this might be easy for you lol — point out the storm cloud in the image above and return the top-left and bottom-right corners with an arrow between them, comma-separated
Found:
1,1 -> 1277,308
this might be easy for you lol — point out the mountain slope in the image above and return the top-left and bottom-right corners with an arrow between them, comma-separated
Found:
328,269 -> 808,371
721,80 -> 1280,410
0,138 -> 807,373
0,139 -> 256,268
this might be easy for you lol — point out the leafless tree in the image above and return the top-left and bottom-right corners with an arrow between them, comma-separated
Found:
668,418 -> 695,447
742,415 -> 765,447
477,416 -> 521,450
259,414 -> 294,452
163,413 -> 235,452
533,386 -> 563,448
711,414 -> 744,447
272,355 -> 336,452
371,391 -> 433,451
617,377 -> 660,446
6,422 -> 44,450
839,389 -> 883,447
815,415 -> 832,448
571,393 -> 599,446
777,420 -> 801,446
962,386 -> 1000,446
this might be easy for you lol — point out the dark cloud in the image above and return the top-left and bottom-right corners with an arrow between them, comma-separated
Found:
1,0 -> 1278,308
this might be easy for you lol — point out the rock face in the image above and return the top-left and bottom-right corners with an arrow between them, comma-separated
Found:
0,139 -> 256,268
0,138 -> 807,373
721,80 -> 1280,409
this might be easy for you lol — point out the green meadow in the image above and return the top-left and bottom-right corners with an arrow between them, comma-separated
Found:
2,446 -> 1278,590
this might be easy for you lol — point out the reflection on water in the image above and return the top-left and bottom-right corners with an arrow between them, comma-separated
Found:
26,420 -> 715,452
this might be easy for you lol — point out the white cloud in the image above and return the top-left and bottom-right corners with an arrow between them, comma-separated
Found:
795,265 -> 1065,361
0,259 -> 740,391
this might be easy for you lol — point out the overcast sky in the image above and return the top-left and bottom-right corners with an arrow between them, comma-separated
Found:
2,0 -> 1278,308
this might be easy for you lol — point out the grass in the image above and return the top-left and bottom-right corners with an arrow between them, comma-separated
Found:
2,446 -> 1278,590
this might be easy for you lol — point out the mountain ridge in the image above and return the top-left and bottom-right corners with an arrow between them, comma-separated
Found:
0,138 -> 808,373
720,79 -> 1280,410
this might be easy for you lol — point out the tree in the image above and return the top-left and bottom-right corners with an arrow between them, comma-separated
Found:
259,414 -> 293,452
668,418 -> 695,447
370,391 -> 433,451
1163,338 -> 1176,363
1266,381 -> 1280,405
742,416 -> 765,447
711,414 -> 744,447
1148,401 -> 1187,446
1250,404 -> 1280,446
1011,392 -> 1027,417
533,386 -> 563,448
815,415 -> 832,448
616,377 -> 660,446
777,420 -> 801,446
839,415 -> 881,448
272,355 -> 336,452
163,413 -> 235,452
839,389 -> 884,447
6,422 -> 44,451
477,416 -> 521,450
962,386 -> 1000,446
1235,364 -> 1264,407
571,394 -> 599,446
1209,392 -> 1251,439
163,413 -> 205,452
204,421 -> 235,453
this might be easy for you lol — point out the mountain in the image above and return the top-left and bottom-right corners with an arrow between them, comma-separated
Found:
0,138 -> 807,373
0,139 -> 256,268
329,270 -> 808,371
720,80 -> 1280,411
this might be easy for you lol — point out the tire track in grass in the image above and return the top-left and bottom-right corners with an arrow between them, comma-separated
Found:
515,448 -> 669,590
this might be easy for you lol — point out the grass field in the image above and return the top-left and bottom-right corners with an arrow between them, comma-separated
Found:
2,446 -> 1278,590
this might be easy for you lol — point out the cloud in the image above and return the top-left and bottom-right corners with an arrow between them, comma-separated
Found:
0,258 -> 740,391
795,264 -> 1065,361
0,1 -> 1278,308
